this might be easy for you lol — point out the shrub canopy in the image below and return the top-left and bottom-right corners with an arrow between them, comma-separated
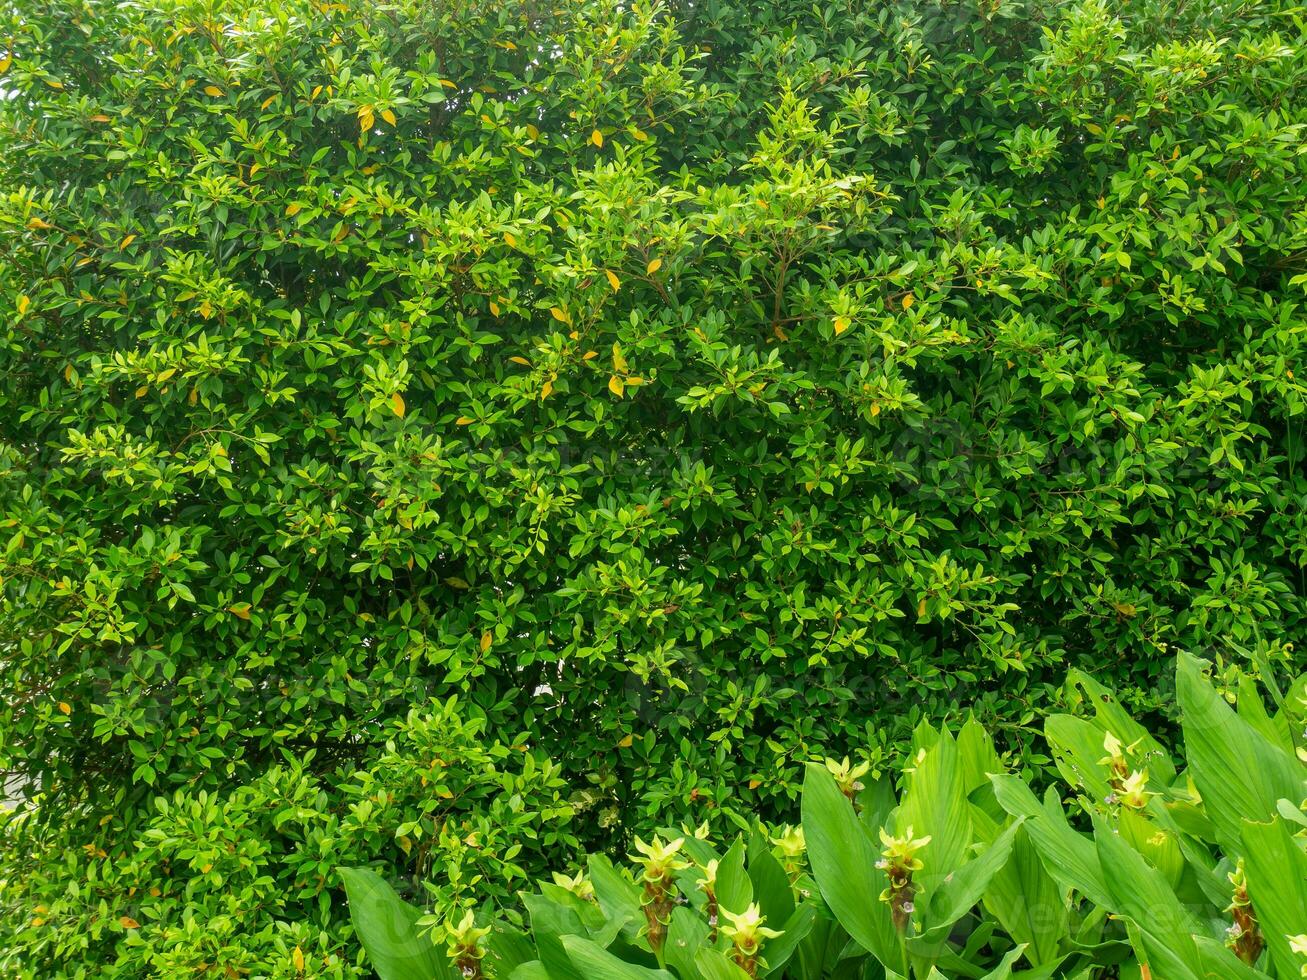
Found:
1,0 -> 1304,974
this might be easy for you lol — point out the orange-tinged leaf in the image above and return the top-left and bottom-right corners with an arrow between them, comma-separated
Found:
833,315 -> 850,335
26,217 -> 53,230
260,95 -> 277,110
749,778 -> 761,789
16,295 -> 31,316
608,375 -> 625,398
381,108 -> 397,126
582,350 -> 598,361
605,269 -> 621,292
480,630 -> 492,652
118,917 -> 140,929
204,85 -> 223,97
646,257 -> 662,275
902,293 -> 915,310
89,113 -> 111,123
390,392 -> 406,417
540,380 -> 553,398
285,202 -> 302,216
228,604 -> 252,620
917,597 -> 928,618
45,78 -> 64,90
590,128 -> 603,147
456,416 -> 474,425
508,355 -> 530,365
58,702 -> 71,715
293,946 -> 305,972
550,306 -> 570,324
489,300 -> 501,316
0,56 -> 11,76
440,78 -> 457,89
120,234 -> 136,249
188,387 -> 198,406
504,232 -> 517,248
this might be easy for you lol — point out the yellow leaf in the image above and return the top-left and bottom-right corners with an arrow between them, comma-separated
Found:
228,604 -> 252,620
1085,122 -> 1103,135
58,702 -> 71,715
381,108 -> 397,126
293,946 -> 305,973
582,350 -> 598,361
550,306 -> 570,324
590,128 -> 603,147
249,162 -> 261,178
617,734 -> 634,748
504,232 -> 517,248
188,387 -> 198,405
134,385 -> 149,399
204,85 -> 223,97
16,295 -> 31,316
26,217 -> 52,230
526,123 -> 540,140
608,375 -> 625,398
917,598 -> 928,618
833,315 -> 850,336
64,363 -> 73,382
120,234 -> 136,249
359,108 -> 375,132
901,293 -> 915,310
45,78 -> 64,90
646,257 -> 662,275
541,379 -> 553,398
118,917 -> 140,929
260,95 -> 277,110
508,355 -> 530,365
748,778 -> 761,789
631,126 -> 648,142
870,402 -> 881,417
605,269 -> 621,292
489,300 -> 501,316
480,630 -> 493,652
612,345 -> 628,373
456,416 -> 474,425
0,56 -> 10,76
89,113 -> 111,123
440,79 -> 457,89
390,392 -> 406,417
285,202 -> 302,216
625,376 -> 644,387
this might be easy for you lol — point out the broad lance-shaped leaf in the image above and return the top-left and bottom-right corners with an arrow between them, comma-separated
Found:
1241,816 -> 1307,979
665,907 -> 711,980
980,821 -> 1067,966
762,901 -> 817,978
1093,818 -> 1205,980
695,947 -> 752,980
801,762 -> 903,973
898,728 -> 972,886
338,867 -> 454,980
914,819 -> 1023,946
1177,652 -> 1304,851
560,935 -> 677,979
989,774 -> 1112,909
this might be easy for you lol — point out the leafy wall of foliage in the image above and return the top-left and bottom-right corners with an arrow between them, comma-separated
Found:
0,0 -> 1304,974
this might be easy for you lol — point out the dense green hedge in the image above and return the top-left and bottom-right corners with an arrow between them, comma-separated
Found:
1,0 -> 1304,974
